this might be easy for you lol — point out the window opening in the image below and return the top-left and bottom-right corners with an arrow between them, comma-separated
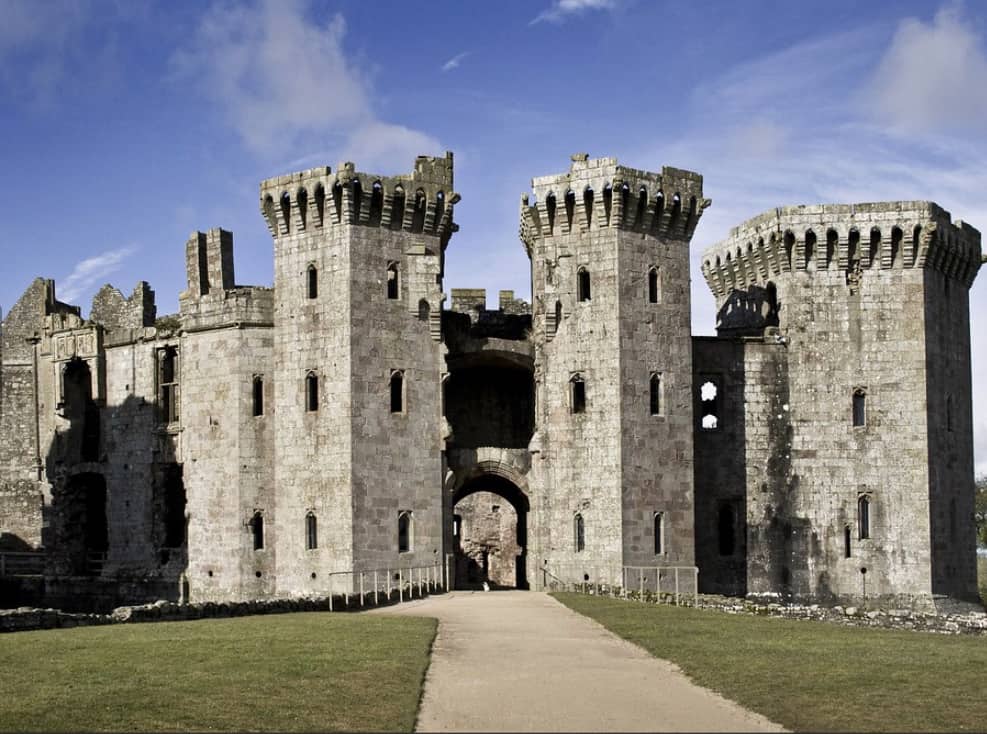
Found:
252,376 -> 264,417
418,299 -> 430,322
570,374 -> 586,414
162,465 -> 186,548
635,186 -> 647,227
574,513 -> 585,553
306,371 -> 319,412
602,183 -> 612,225
784,231 -> 795,269
297,188 -> 308,229
306,512 -> 318,550
844,525 -> 852,558
577,267 -> 591,302
891,226 -> 903,267
279,192 -> 291,233
718,503 -> 735,556
564,190 -> 575,231
332,182 -> 343,222
858,496 -> 870,539
307,264 -> 318,299
390,370 -> 405,413
159,347 -> 180,424
398,511 -> 413,553
313,183 -> 325,226
583,187 -> 594,228
654,512 -> 664,554
869,228 -> 881,266
852,388 -> 866,427
412,189 -> 426,232
370,181 -> 383,225
553,300 -> 562,335
648,266 -> 660,303
653,190 -> 665,231
350,178 -> 363,223
700,379 -> 719,430
805,230 -> 816,270
546,192 -> 557,233
251,511 -> 264,550
387,262 -> 400,300
391,185 -> 406,229
649,373 -> 662,416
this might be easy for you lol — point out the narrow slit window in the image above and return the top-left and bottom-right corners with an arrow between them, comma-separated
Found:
946,394 -> 953,432
553,300 -> 562,336
570,374 -> 586,414
252,376 -> 264,417
648,266 -> 660,303
649,373 -> 662,416
654,512 -> 664,554
251,512 -> 264,550
390,370 -> 405,413
305,372 -> 319,412
577,267 -> 591,302
844,525 -> 852,558
307,265 -> 318,299
545,193 -> 557,233
398,511 -> 413,553
858,496 -> 870,539
574,513 -> 585,553
852,388 -> 866,427
387,262 -> 399,300
306,512 -> 318,550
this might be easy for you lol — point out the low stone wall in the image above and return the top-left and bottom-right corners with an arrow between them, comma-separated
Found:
599,588 -> 987,635
1,587 -> 440,634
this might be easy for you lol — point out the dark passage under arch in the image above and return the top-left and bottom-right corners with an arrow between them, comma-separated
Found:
452,474 -> 529,590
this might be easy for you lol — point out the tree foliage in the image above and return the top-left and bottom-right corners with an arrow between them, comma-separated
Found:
976,474 -> 987,547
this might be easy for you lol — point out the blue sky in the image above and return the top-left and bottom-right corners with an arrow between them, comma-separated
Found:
2,0 -> 985,472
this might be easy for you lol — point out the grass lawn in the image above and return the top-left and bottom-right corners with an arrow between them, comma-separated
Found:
0,612 -> 436,732
555,592 -> 987,732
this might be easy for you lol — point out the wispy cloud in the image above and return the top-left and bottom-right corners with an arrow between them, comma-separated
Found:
58,246 -> 137,305
171,0 -> 442,170
441,51 -> 469,72
862,6 -> 987,134
531,0 -> 617,25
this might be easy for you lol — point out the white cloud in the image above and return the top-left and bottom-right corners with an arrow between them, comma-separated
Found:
531,0 -> 617,25
442,52 -> 469,72
864,7 -> 987,134
58,246 -> 137,305
172,0 -> 441,167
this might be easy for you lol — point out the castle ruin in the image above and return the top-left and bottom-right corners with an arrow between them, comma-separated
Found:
0,152 -> 981,612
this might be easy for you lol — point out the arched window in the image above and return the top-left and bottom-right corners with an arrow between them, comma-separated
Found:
411,189 -> 426,232
564,190 -> 575,231
718,503 -> 735,556
783,231 -> 795,269
545,192 -> 557,233
313,184 -> 326,226
574,513 -> 585,553
307,264 -> 318,299
804,230 -> 816,270
305,371 -> 319,412
653,190 -> 665,231
369,181 -> 383,225
858,496 -> 870,539
418,299 -> 430,322
649,373 -> 662,416
263,195 -> 277,232
390,370 -> 405,414
852,388 -> 866,427
648,266 -> 660,303
387,262 -> 399,300
350,178 -> 363,223
635,186 -> 647,227
391,185 -> 406,229
653,511 -> 664,554
891,226 -> 903,268
398,510 -> 413,553
869,228 -> 881,266
602,183 -> 612,225
825,229 -> 838,267
252,375 -> 264,417
577,267 -> 591,302
305,512 -> 318,550
583,187 -> 594,228
570,374 -> 586,414
251,511 -> 264,550
668,193 -> 681,230
332,182 -> 343,223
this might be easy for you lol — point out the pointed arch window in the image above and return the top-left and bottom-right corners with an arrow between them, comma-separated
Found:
574,513 -> 585,553
387,262 -> 400,300
390,370 -> 405,414
858,496 -> 870,539
398,511 -> 413,553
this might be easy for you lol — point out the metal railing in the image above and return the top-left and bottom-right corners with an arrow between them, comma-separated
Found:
324,561 -> 446,611
543,563 -> 699,606
0,551 -> 45,577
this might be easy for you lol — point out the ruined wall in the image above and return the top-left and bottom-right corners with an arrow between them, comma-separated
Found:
702,202 -> 982,607
521,155 -> 707,585
454,490 -> 521,587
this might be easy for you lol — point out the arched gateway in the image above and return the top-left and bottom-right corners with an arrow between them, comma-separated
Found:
452,474 -> 529,590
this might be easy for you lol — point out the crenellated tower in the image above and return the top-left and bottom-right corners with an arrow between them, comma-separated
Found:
520,154 -> 710,585
699,201 -> 982,609
262,152 -> 457,594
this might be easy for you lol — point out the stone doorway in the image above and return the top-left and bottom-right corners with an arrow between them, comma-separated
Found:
452,474 -> 528,590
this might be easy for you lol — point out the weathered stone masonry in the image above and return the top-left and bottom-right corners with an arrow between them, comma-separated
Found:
0,153 -> 981,612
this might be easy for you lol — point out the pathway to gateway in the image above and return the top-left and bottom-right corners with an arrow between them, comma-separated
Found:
371,591 -> 786,732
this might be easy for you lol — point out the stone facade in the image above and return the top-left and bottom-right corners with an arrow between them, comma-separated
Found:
0,154 -> 981,612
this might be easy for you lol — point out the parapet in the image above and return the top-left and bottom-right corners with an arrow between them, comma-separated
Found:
258,152 -> 459,243
701,201 -> 983,300
520,154 -> 710,255
90,281 -> 156,332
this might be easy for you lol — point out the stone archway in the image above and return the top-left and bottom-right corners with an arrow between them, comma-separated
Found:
452,474 -> 529,590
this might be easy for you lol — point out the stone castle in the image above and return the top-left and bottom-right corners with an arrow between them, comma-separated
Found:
0,152 -> 982,612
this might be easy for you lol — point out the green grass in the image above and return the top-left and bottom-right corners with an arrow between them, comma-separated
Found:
555,592 -> 987,732
0,612 -> 436,732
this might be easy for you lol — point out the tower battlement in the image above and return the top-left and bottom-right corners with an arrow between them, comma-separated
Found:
520,154 -> 710,254
701,201 -> 983,300
259,152 -> 459,242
